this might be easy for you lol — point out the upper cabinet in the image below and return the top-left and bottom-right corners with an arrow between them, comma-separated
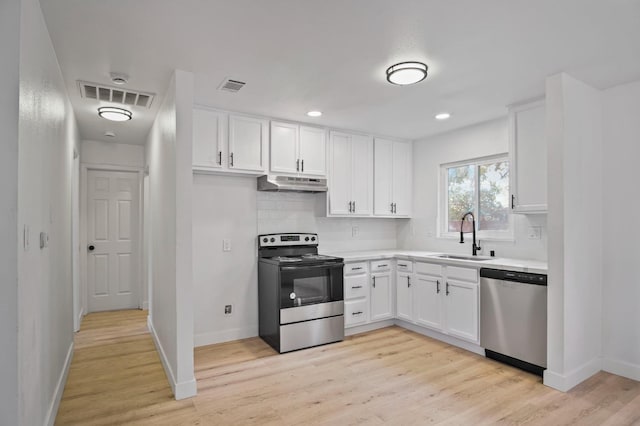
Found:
328,131 -> 373,216
193,106 -> 268,175
509,99 -> 546,213
373,138 -> 412,217
270,121 -> 326,177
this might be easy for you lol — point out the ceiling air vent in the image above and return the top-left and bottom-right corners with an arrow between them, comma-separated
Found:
218,77 -> 246,93
77,81 -> 155,108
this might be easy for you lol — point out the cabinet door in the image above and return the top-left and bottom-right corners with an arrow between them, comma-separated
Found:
328,132 -> 352,215
374,138 -> 394,216
192,107 -> 226,169
270,121 -> 299,174
350,134 -> 373,216
509,101 -> 546,213
413,275 -> 443,330
370,272 -> 392,321
392,141 -> 412,217
396,272 -> 413,321
444,279 -> 478,343
299,126 -> 326,176
228,115 -> 268,172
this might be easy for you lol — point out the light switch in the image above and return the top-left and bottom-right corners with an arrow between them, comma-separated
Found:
222,239 -> 231,252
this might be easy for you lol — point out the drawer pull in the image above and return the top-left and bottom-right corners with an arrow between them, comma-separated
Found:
352,267 -> 363,271
352,311 -> 363,315
377,264 -> 388,268
398,263 -> 407,267
351,285 -> 363,289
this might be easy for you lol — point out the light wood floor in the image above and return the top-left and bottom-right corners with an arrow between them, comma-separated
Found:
56,310 -> 640,425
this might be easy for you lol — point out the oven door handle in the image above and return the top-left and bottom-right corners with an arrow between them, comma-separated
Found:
280,263 -> 344,271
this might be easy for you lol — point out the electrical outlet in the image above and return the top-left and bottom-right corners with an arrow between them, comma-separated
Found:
352,226 -> 359,237
222,239 -> 231,251
527,226 -> 542,240
224,305 -> 232,315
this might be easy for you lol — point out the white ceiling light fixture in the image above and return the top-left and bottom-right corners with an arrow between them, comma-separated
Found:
98,106 -> 132,122
307,110 -> 322,117
110,72 -> 129,85
386,61 -> 428,85
435,112 -> 451,120
104,131 -> 116,138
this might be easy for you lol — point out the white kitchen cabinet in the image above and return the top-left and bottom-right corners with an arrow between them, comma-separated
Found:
509,99 -> 547,213
228,114 -> 269,173
413,274 -> 443,330
396,271 -> 413,321
443,279 -> 478,342
270,122 -> 326,176
371,265 -> 393,321
374,138 -> 412,217
345,299 -> 368,327
328,131 -> 373,216
192,108 -> 268,175
344,261 -> 370,328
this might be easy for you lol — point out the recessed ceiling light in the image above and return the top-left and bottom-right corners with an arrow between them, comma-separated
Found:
98,106 -> 132,122
104,131 -> 116,138
307,111 -> 322,117
110,72 -> 129,85
435,112 -> 451,120
386,61 -> 428,85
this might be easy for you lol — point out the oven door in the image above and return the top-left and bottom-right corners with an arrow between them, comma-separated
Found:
279,263 -> 344,309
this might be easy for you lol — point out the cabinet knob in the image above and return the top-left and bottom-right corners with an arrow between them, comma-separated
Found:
88,244 -> 95,251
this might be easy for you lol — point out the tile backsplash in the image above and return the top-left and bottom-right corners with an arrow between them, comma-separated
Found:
257,192 -> 398,252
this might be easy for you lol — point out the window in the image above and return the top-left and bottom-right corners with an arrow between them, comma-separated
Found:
440,155 -> 512,239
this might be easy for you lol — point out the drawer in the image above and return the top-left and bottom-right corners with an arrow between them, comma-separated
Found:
344,275 -> 369,299
415,262 -> 442,277
396,259 -> 413,272
344,299 -> 368,327
370,259 -> 392,272
345,262 -> 368,275
446,266 -> 478,283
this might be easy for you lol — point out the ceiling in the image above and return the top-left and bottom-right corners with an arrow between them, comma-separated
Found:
39,0 -> 640,145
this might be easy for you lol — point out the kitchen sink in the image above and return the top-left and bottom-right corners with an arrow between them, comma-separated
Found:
435,254 -> 493,262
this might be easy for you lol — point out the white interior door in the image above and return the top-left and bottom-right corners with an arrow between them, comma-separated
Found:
87,170 -> 140,312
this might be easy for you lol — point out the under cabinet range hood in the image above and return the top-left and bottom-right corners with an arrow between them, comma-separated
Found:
257,175 -> 328,193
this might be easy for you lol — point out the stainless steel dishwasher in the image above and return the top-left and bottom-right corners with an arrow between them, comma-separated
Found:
480,268 -> 547,376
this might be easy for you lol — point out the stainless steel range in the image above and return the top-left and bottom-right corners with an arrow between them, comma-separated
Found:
258,233 -> 344,353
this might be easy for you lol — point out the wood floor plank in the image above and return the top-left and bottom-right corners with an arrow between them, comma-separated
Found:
56,310 -> 640,425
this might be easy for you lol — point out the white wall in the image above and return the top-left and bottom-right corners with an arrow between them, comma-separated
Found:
81,140 -> 145,168
397,118 -> 548,261
192,176 -> 398,347
0,0 -> 21,424
601,79 -> 640,381
17,0 -> 80,424
146,70 -> 196,400
544,73 -> 603,391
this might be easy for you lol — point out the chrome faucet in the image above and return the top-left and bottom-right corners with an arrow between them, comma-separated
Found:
460,212 -> 481,256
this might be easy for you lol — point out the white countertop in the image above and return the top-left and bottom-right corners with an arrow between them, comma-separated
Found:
320,249 -> 547,274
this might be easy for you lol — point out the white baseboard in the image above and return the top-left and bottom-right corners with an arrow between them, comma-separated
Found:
45,341 -> 74,426
345,320 -> 395,336
75,307 -> 84,332
544,357 -> 602,392
147,317 -> 197,400
194,325 -> 258,347
603,357 -> 640,381
141,301 -> 149,310
394,319 -> 485,356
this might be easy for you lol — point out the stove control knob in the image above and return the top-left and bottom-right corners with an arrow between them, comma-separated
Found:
311,236 -> 316,241
270,237 -> 275,243
305,236 -> 310,241
289,292 -> 296,300
262,238 -> 268,243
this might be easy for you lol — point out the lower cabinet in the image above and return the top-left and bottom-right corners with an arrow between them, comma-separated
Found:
345,299 -> 368,327
443,279 -> 478,342
396,271 -> 412,321
370,271 -> 393,321
413,274 -> 442,330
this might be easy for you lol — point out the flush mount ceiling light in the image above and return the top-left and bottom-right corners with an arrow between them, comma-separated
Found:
435,112 -> 451,120
104,131 -> 116,138
386,61 -> 428,85
307,110 -> 322,117
110,72 -> 129,85
98,106 -> 132,122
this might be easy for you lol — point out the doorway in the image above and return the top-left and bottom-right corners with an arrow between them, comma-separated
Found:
85,169 -> 142,312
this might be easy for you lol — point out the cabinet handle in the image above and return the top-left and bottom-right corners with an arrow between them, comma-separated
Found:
407,276 -> 411,288
394,203 -> 397,214
390,203 -> 394,213
348,201 -> 353,213
398,263 -> 407,267
436,280 -> 440,294
351,285 -> 363,289
353,201 -> 356,213
352,311 -> 363,315
230,152 -> 234,167
352,267 -> 363,271
218,151 -> 222,165
301,159 -> 304,172
296,159 -> 300,172
377,264 -> 388,268
372,276 -> 376,288
511,194 -> 515,209
446,281 -> 450,296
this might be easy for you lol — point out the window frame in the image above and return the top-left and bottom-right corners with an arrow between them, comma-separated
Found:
438,153 -> 514,241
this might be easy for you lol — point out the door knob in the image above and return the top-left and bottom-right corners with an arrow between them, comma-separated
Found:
88,244 -> 95,251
